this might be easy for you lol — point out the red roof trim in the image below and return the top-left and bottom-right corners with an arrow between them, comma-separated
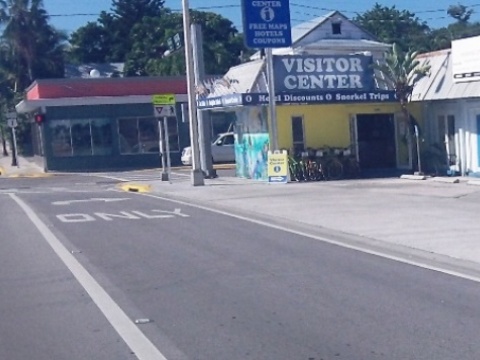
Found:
26,77 -> 188,100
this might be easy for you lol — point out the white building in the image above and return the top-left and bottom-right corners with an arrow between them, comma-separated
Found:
412,36 -> 480,176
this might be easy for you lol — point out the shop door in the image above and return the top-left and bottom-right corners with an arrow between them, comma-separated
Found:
357,114 -> 396,169
438,115 -> 457,171
477,115 -> 480,168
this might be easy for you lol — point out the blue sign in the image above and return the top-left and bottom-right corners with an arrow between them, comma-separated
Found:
242,0 -> 292,48
198,91 -> 397,109
245,91 -> 396,105
273,55 -> 375,92
197,94 -> 243,109
269,175 -> 288,183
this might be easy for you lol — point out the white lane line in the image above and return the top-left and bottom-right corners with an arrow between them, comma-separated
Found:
137,192 -> 480,285
9,193 -> 168,360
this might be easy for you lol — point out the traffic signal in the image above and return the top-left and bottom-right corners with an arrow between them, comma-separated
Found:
34,113 -> 45,125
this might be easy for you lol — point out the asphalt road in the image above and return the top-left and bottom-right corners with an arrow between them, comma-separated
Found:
1,174 -> 480,360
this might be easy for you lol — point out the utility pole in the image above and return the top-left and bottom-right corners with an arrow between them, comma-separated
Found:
191,23 -> 216,179
6,112 -> 18,166
1,125 -> 9,156
182,0 -> 204,186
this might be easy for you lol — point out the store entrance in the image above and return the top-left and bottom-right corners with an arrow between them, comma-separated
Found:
357,113 -> 396,169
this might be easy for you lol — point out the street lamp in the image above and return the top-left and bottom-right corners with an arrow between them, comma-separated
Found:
182,0 -> 204,186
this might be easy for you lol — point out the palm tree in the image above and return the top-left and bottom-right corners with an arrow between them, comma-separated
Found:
0,0 -> 66,91
373,43 -> 431,172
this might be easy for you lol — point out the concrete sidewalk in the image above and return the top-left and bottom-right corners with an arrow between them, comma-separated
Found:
0,154 -> 46,177
119,173 -> 480,271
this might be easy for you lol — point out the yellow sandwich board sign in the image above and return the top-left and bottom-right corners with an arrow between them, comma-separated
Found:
267,150 -> 288,184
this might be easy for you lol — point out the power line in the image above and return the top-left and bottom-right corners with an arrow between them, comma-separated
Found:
47,3 -> 480,26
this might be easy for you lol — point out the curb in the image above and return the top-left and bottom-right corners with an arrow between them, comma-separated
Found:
400,174 -> 427,180
116,183 -> 152,193
467,179 -> 480,186
0,166 -> 4,176
7,173 -> 52,178
431,177 -> 460,184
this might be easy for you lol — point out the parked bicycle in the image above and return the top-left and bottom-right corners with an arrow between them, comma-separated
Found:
314,147 -> 344,180
287,146 -> 361,182
288,149 -> 323,181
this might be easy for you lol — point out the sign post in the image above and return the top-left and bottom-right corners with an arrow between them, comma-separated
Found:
153,94 -> 176,181
242,0 -> 291,152
6,112 -> 18,167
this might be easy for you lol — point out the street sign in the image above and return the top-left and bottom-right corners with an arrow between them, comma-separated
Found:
152,94 -> 176,105
242,0 -> 292,48
6,112 -> 17,127
154,105 -> 176,117
267,150 -> 288,184
7,118 -> 17,128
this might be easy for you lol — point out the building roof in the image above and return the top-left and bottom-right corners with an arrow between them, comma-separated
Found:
64,63 -> 125,78
25,76 -> 188,100
291,11 -> 337,44
17,76 -> 189,113
201,60 -> 267,97
16,94 -> 188,113
411,49 -> 480,102
250,11 -> 389,60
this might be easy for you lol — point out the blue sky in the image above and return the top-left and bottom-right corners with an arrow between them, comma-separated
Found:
44,0 -> 480,34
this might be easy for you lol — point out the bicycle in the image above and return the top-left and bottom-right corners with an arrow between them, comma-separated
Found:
288,155 -> 304,181
301,149 -> 324,181
288,150 -> 324,182
315,147 -> 344,180
338,148 -> 361,179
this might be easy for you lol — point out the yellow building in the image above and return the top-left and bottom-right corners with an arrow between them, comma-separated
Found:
198,11 -> 422,180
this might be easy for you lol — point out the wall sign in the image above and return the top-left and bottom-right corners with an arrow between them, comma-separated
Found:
197,90 -> 396,109
272,55 -> 374,92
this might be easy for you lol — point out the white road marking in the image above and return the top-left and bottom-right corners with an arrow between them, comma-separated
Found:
56,209 -> 189,223
137,192 -> 480,285
52,198 -> 130,205
9,193 -> 168,360
57,213 -> 97,223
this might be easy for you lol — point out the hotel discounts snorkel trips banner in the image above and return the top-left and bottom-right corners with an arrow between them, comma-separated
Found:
273,55 -> 375,92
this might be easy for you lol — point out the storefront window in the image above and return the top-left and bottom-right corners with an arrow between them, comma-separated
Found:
50,120 -> 73,157
291,116 -> 305,154
166,116 -> 180,151
71,119 -> 93,156
118,116 -> 179,154
91,118 -> 113,155
118,118 -> 140,154
138,117 -> 159,153
50,119 -> 113,157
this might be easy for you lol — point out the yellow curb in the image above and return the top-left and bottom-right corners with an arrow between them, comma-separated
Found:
214,164 -> 236,170
175,164 -> 236,171
7,173 -> 52,178
0,166 -> 4,176
116,183 -> 152,193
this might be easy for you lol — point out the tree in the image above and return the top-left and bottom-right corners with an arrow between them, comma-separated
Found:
69,0 -> 165,64
0,0 -> 65,155
67,22 -> 112,63
426,4 -> 480,51
0,0 -> 66,90
69,0 -> 250,77
373,43 -> 431,172
125,10 -> 249,76
447,4 -> 473,23
354,4 -> 431,52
